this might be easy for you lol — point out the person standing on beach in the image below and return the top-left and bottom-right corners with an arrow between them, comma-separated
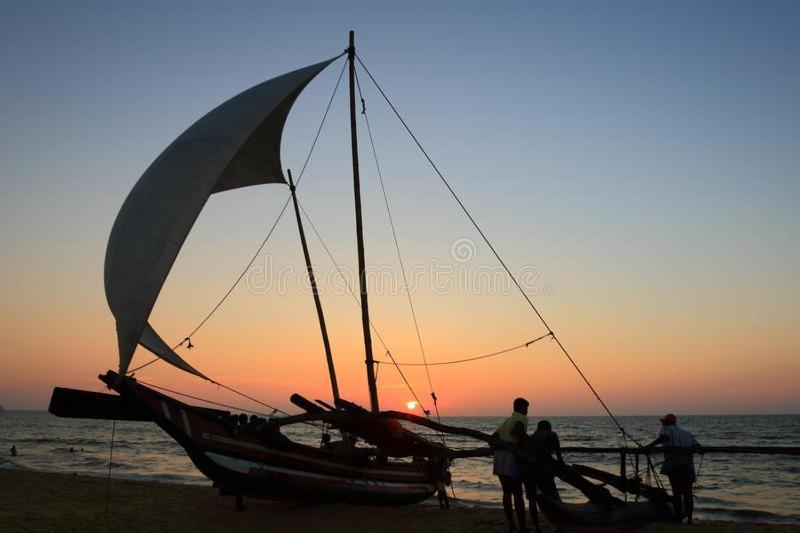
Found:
520,420 -> 563,533
644,413 -> 701,525
492,397 -> 529,531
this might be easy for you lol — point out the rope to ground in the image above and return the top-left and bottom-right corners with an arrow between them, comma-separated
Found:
693,452 -> 705,498
104,418 -> 116,527
355,61 -> 666,497
355,52 -> 641,448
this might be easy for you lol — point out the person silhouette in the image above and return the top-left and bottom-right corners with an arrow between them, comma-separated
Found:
644,414 -> 701,525
492,397 -> 529,531
520,420 -> 564,533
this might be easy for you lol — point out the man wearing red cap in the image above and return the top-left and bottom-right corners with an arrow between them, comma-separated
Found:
644,414 -> 701,524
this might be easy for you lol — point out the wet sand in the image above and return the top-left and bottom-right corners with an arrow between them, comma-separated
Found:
1,469 -> 797,532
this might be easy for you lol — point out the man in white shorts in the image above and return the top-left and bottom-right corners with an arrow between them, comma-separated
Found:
492,397 -> 530,531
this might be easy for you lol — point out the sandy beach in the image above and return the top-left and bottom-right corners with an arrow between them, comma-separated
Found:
0,469 -> 796,533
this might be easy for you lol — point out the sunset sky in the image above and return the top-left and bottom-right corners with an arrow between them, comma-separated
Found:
1,1 -> 798,416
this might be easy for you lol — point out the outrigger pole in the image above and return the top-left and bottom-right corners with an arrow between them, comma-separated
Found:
287,170 -> 340,402
347,30 -> 380,413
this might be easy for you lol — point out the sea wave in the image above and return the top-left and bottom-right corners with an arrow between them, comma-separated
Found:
701,506 -> 800,524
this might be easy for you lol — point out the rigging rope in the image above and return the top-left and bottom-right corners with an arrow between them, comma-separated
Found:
138,380 -> 281,417
295,198 -> 448,446
375,333 -> 552,366
104,418 -> 116,526
137,379 -> 327,430
354,67 -> 444,427
693,452 -> 705,498
127,57 -> 348,377
295,199 -> 435,420
355,53 -> 639,445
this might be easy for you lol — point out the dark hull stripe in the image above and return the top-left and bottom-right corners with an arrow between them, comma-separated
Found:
112,377 -> 437,504
206,452 -> 435,494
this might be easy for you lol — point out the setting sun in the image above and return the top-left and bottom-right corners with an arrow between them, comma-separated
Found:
406,401 -> 417,410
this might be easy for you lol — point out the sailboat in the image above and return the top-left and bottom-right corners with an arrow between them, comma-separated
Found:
50,32 -> 679,523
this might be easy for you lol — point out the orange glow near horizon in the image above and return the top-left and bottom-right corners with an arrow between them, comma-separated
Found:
2,12 -> 799,417
1,265 -> 798,416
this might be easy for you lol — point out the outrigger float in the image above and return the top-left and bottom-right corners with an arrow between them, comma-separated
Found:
50,32 -> 800,527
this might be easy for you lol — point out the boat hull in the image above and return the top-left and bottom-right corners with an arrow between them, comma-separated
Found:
97,372 -> 436,506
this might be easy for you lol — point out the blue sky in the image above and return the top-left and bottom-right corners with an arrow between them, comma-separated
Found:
1,1 -> 798,412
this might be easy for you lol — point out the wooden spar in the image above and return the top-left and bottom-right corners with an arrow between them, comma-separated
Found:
290,392 -> 326,414
315,399 -> 337,411
265,406 -> 800,456
347,30 -> 380,413
561,446 -> 800,455
287,170 -> 340,402
571,464 -> 668,502
449,444 -> 800,458
266,410 -> 800,458
449,445 -> 800,458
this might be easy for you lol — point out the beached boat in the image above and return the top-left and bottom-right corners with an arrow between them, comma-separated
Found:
50,32 -> 683,523
50,33 -> 448,506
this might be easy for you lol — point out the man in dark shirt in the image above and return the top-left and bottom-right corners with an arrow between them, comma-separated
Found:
520,420 -> 563,533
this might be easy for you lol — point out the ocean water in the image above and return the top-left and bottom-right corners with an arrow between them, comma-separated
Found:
1,411 -> 798,524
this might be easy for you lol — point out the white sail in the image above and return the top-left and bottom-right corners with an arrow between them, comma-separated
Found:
105,57 -> 338,379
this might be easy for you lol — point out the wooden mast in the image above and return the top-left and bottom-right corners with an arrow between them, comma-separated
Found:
287,169 -> 340,402
347,31 -> 380,413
